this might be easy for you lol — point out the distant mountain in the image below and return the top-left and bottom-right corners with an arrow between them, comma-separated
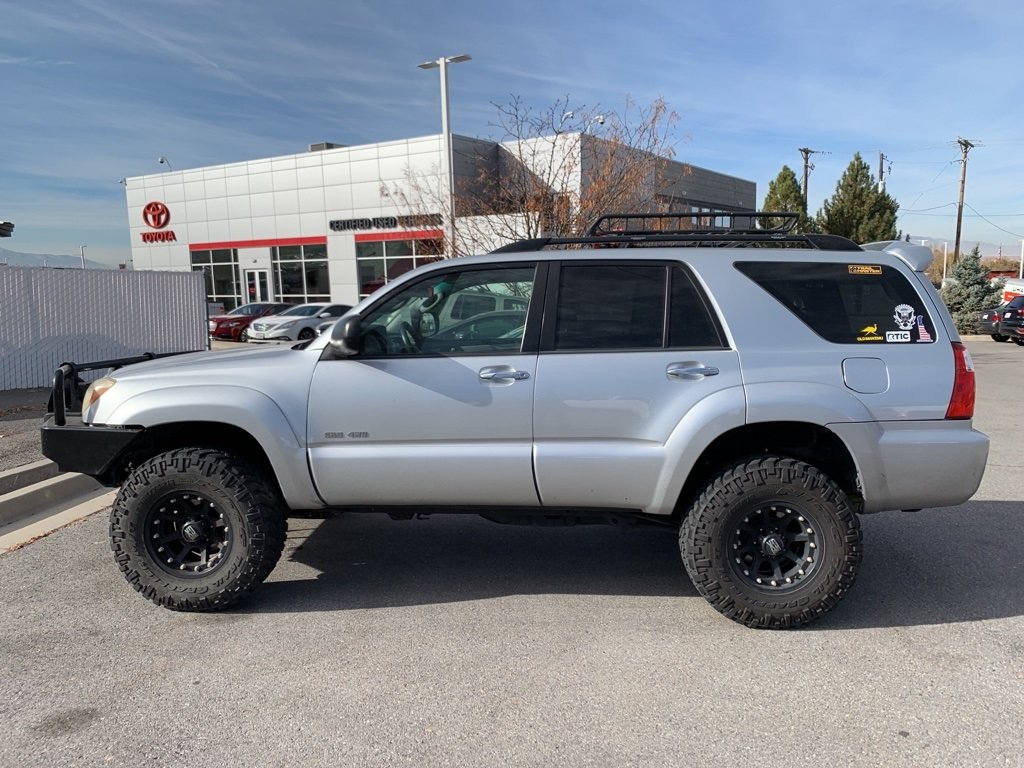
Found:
906,236 -> 1017,261
0,246 -> 110,270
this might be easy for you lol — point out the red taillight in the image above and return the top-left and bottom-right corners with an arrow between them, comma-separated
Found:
945,342 -> 975,419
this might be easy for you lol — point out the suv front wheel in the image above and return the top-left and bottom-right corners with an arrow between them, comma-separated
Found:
680,456 -> 862,628
109,447 -> 287,611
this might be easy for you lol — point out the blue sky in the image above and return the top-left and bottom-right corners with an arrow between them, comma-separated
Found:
3,0 -> 1024,267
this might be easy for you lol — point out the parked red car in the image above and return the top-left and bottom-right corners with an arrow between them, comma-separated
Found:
208,302 -> 292,342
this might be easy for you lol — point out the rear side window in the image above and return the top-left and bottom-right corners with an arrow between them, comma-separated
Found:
554,265 -> 665,350
551,263 -> 724,351
736,261 -> 936,344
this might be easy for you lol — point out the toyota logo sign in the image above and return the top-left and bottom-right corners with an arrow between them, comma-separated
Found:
142,201 -> 171,229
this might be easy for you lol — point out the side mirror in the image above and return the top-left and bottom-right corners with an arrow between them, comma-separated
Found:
329,314 -> 362,357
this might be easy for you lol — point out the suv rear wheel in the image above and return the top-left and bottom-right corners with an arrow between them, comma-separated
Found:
679,456 -> 862,628
109,448 -> 287,611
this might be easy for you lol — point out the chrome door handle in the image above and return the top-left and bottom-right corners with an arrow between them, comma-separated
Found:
667,364 -> 720,380
479,368 -> 530,381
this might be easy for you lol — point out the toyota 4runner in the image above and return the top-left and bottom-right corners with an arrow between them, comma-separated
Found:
40,213 -> 989,628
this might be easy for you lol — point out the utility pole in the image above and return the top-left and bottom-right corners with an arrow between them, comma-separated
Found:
953,137 -> 975,263
878,152 -> 889,192
798,148 -> 815,202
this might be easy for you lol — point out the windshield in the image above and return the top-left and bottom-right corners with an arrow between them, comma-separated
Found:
279,304 -> 324,317
229,304 -> 266,316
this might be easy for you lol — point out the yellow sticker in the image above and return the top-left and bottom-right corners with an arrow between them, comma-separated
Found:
849,264 -> 883,275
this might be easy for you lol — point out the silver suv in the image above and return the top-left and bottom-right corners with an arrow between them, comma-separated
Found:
41,213 -> 989,628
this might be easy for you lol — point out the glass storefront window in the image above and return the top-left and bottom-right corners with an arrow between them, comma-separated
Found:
358,259 -> 386,296
355,235 -> 445,298
270,243 -> 332,303
191,249 -> 240,311
277,262 -> 304,297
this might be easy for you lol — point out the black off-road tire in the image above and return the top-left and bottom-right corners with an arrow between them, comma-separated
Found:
991,333 -> 1009,342
1013,336 -> 1024,346
109,448 -> 287,611
679,456 -> 862,629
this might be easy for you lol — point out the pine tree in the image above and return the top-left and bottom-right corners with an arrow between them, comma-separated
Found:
762,165 -> 810,232
940,246 -> 1004,333
817,153 -> 899,242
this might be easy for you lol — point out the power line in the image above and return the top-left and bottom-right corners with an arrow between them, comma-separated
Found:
963,203 -> 1024,239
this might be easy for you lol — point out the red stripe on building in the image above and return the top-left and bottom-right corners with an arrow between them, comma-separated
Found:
189,236 -> 327,251
353,229 -> 443,242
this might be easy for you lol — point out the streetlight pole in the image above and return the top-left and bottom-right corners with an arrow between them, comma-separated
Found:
418,54 -> 471,257
80,244 -> 86,269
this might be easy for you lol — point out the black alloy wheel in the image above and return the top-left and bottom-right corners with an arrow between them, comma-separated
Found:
729,503 -> 821,589
143,491 -> 232,576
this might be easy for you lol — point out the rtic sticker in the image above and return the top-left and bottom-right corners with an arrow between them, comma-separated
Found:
849,264 -> 883,275
886,331 -> 911,343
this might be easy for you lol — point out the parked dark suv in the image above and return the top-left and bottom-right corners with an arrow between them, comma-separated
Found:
976,304 -> 1009,341
994,295 -> 1024,345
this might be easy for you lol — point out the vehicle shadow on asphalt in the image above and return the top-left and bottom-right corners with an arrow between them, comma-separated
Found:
241,500 -> 1024,630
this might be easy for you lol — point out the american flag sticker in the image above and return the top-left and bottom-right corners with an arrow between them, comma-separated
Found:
916,315 -> 932,342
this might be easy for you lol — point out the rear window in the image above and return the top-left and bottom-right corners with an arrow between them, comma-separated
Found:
736,261 -> 936,344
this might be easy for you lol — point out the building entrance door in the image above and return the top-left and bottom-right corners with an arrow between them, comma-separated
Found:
244,269 -> 271,303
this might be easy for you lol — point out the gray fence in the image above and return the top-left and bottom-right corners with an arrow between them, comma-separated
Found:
0,266 -> 207,390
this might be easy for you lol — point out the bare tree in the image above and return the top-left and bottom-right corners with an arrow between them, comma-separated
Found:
384,95 -> 684,255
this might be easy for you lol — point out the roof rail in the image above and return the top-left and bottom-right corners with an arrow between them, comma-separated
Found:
489,211 -> 862,253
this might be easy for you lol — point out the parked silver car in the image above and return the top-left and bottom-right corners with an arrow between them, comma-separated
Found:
247,303 -> 351,343
41,212 -> 989,628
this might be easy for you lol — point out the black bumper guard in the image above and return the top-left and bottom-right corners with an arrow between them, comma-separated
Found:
49,352 -> 189,426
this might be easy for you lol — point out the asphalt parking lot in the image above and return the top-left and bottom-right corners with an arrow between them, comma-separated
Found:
0,338 -> 1021,767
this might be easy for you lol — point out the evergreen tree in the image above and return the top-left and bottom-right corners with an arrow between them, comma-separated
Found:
816,153 -> 899,242
762,165 -> 810,232
940,246 -> 1004,333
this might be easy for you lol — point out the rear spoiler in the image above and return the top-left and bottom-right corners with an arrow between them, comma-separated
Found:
860,241 -> 934,272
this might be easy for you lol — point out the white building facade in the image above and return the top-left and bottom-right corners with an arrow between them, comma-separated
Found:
125,134 -> 755,310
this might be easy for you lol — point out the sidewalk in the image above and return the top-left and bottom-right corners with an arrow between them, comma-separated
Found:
0,388 -> 49,473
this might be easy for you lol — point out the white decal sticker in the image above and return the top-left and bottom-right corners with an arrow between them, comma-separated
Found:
886,331 -> 911,343
893,304 -> 916,331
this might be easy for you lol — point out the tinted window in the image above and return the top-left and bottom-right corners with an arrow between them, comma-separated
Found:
669,266 -> 724,348
554,265 -> 665,350
736,261 -> 936,344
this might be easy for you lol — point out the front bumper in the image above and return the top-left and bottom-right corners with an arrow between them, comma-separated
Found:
41,414 -> 144,477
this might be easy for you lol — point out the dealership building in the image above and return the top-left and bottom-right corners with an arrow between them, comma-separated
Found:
124,133 -> 755,310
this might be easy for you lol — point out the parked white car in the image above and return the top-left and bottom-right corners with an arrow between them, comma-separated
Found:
247,303 -> 351,343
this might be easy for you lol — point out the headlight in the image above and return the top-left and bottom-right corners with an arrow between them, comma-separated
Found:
82,377 -> 116,412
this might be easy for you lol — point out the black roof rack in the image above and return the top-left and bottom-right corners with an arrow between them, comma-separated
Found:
490,211 -> 862,253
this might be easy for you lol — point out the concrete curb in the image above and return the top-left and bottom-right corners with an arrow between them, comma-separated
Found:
0,459 -> 61,496
0,488 -> 116,553
0,472 -> 104,527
